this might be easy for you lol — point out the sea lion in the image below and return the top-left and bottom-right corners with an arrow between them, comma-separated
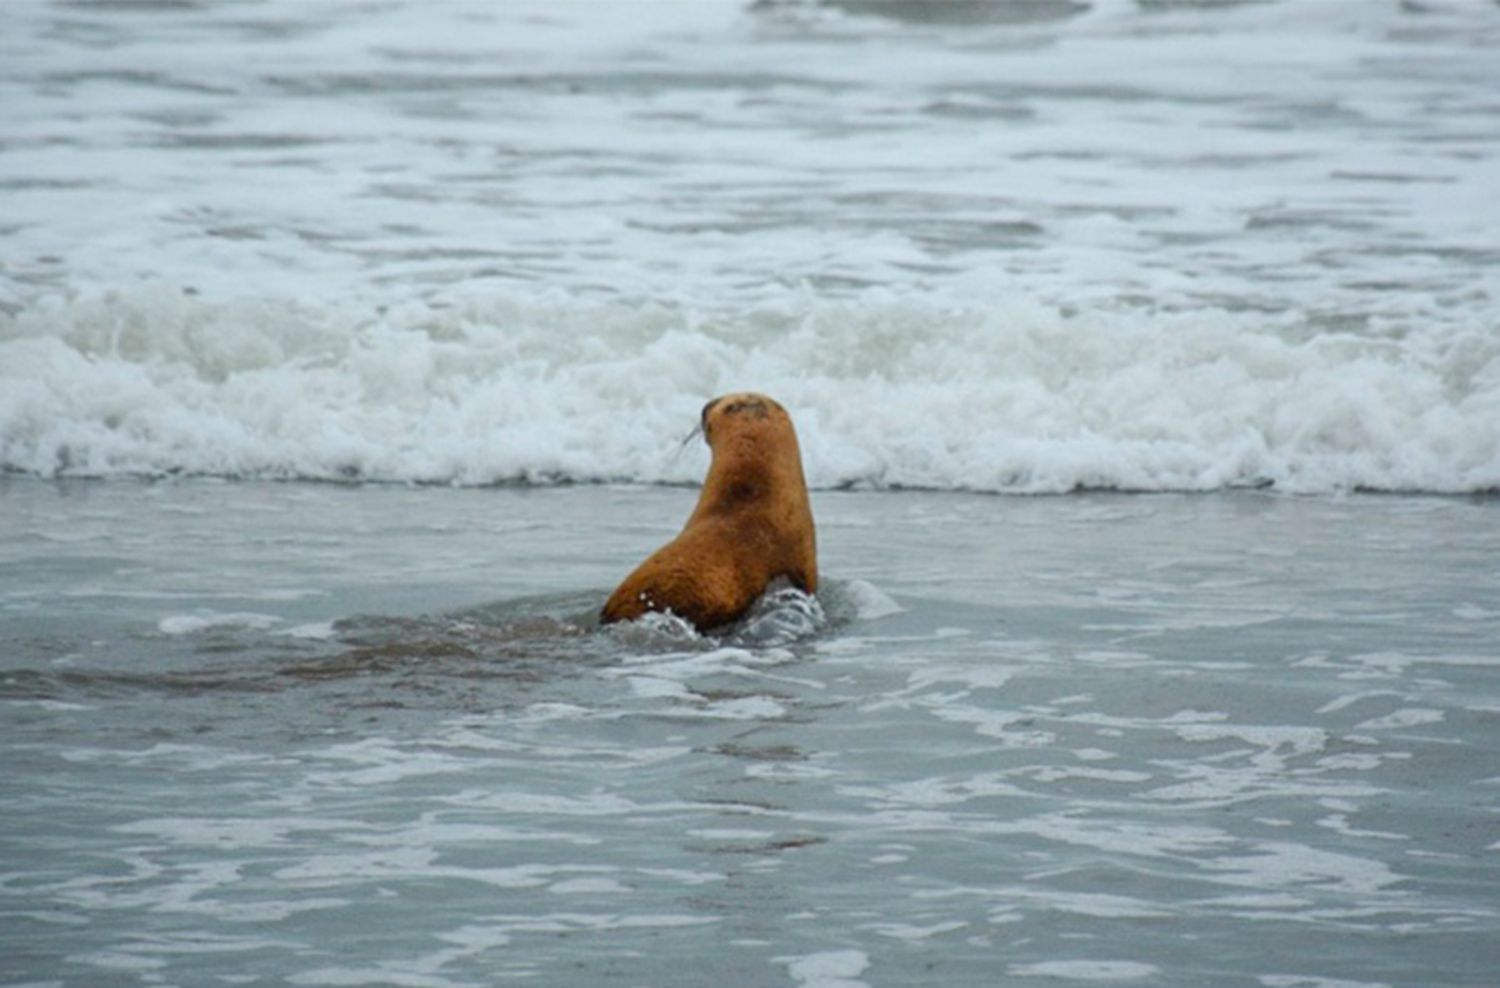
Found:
601,392 -> 817,631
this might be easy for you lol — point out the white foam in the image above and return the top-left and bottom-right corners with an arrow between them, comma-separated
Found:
72,951 -> 166,972
701,696 -> 788,720
2,289 -> 1495,494
781,949 -> 871,988
1260,975 -> 1395,988
842,580 -> 904,620
157,610 -> 282,635
2,698 -> 95,712
732,585 -> 827,645
279,621 -> 338,640
1354,708 -> 1446,731
862,920 -> 968,941
1010,961 -> 1159,981
1203,841 -> 1403,897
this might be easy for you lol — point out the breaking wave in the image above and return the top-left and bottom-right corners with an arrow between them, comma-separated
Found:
3,285 -> 1496,494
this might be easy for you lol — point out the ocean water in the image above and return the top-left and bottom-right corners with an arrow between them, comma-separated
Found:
4,480 -> 1500,988
3,1 -> 1500,986
2,0 -> 1498,492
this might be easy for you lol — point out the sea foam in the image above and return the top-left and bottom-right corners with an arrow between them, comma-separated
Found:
2,285 -> 1496,494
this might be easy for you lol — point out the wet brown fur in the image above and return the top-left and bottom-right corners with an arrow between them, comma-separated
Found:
600,393 -> 817,631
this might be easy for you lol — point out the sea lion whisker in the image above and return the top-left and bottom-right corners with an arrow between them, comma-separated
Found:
671,424 -> 704,461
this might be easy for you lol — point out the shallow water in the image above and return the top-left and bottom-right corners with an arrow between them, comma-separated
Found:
3,479 -> 1498,986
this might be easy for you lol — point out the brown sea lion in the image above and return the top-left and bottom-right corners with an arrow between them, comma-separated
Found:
601,392 -> 817,631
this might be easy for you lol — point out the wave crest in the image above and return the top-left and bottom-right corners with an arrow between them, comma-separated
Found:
3,286 -> 1496,493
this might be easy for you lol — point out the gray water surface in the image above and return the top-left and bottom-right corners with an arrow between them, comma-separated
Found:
3,480 -> 1498,986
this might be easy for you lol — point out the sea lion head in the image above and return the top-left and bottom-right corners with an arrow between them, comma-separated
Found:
699,392 -> 789,448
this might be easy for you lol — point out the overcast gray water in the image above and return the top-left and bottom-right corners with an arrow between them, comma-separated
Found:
3,479 -> 1499,986
3,1 -> 1499,984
